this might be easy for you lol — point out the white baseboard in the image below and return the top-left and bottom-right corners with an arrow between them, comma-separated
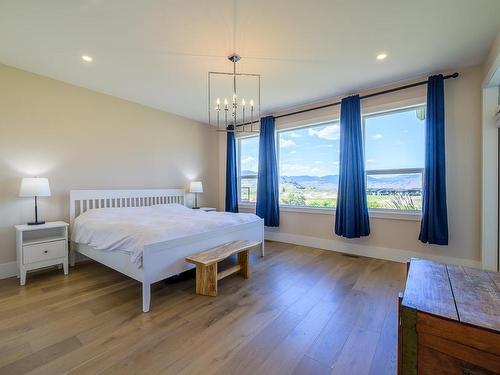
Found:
0,261 -> 17,279
265,230 -> 481,268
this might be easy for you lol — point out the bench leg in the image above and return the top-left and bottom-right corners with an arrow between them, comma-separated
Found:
196,263 -> 218,296
238,250 -> 250,279
260,241 -> 265,257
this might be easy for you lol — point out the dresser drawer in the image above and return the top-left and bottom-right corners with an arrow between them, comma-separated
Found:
23,240 -> 66,264
419,344 -> 497,375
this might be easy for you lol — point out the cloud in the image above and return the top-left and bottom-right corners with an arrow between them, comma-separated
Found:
289,150 -> 296,154
308,124 -> 340,140
241,156 -> 258,170
280,164 -> 331,176
289,132 -> 302,138
372,133 -> 383,140
241,156 -> 255,164
311,167 -> 321,174
280,163 -> 316,175
280,138 -> 296,148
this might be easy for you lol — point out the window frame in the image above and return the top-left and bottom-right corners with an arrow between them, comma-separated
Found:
237,134 -> 259,204
362,104 -> 425,216
276,120 -> 340,210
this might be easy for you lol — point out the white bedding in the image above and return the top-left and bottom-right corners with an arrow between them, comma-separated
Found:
71,204 -> 261,267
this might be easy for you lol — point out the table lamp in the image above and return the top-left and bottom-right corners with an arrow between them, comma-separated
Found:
19,177 -> 51,225
189,181 -> 203,209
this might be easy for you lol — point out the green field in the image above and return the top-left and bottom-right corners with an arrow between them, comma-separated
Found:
241,179 -> 421,211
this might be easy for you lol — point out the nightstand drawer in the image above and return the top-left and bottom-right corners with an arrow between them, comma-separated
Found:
23,240 -> 66,264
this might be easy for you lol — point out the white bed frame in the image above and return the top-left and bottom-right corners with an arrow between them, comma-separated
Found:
69,189 -> 264,312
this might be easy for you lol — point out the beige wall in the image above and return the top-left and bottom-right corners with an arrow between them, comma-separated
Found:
483,31 -> 500,86
219,65 -> 483,265
0,64 -> 219,265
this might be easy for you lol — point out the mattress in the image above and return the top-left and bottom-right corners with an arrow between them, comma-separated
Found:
71,204 -> 261,266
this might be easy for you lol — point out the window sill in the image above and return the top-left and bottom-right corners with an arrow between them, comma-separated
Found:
368,209 -> 421,221
280,205 -> 335,215
238,203 -> 421,221
239,202 -> 257,210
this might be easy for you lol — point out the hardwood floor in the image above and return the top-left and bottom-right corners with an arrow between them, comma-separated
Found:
0,241 -> 406,375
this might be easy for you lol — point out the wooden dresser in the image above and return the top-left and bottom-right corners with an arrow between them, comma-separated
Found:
398,258 -> 500,375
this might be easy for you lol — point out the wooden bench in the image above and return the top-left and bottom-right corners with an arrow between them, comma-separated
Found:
185,240 -> 261,296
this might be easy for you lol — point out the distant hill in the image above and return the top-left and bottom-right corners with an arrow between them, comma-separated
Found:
241,170 -> 258,178
282,175 -> 339,184
366,174 -> 421,190
241,171 -> 421,191
281,174 -> 421,191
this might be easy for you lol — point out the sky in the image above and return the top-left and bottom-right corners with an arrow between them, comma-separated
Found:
240,106 -> 425,177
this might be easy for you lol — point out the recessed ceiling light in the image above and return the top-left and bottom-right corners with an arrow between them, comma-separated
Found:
376,53 -> 387,61
81,55 -> 93,62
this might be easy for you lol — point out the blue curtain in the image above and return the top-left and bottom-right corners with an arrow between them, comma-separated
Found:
335,95 -> 370,238
256,116 -> 279,226
225,125 -> 239,213
419,75 -> 448,245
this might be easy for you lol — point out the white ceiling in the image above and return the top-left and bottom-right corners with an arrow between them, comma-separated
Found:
0,0 -> 499,123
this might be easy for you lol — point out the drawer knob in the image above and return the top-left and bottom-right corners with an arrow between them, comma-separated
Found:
44,250 -> 48,253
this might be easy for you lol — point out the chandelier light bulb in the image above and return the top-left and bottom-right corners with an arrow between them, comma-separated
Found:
250,99 -> 254,108
242,99 -> 246,107
216,98 -> 220,105
224,98 -> 228,109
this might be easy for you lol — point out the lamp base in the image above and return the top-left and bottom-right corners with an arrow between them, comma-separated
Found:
27,221 -> 45,226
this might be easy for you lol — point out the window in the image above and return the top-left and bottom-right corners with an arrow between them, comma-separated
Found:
364,105 -> 425,211
278,122 -> 340,207
237,105 -> 425,214
238,136 -> 259,203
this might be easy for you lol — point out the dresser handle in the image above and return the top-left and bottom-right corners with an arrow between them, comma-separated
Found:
44,250 -> 48,254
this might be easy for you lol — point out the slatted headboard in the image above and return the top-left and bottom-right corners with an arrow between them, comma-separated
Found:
69,189 -> 186,229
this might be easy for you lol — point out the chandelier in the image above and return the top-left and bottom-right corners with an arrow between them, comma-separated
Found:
208,54 -> 260,133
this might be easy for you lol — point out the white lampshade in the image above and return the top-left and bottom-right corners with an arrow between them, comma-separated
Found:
19,177 -> 51,197
189,181 -> 203,193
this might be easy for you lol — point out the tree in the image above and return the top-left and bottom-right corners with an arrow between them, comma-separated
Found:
281,191 -> 306,206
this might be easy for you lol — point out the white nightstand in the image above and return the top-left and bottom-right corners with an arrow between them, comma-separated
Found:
15,221 -> 69,285
200,207 -> 216,212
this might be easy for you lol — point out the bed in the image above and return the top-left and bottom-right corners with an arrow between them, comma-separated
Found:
69,189 -> 264,312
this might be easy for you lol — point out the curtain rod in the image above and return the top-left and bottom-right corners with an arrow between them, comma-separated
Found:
273,72 -> 459,120
234,72 -> 459,128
